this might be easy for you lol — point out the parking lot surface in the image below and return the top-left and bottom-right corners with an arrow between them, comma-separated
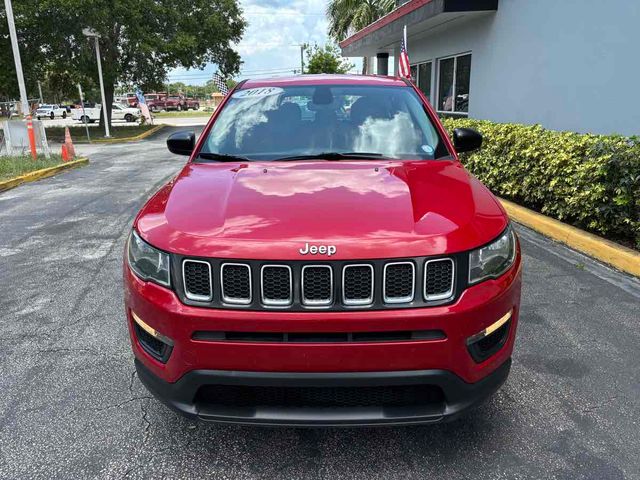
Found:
0,130 -> 639,479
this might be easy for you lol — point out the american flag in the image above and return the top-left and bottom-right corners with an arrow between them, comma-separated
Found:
399,25 -> 411,78
212,72 -> 229,96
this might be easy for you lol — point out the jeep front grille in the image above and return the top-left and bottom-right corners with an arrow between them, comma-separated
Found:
301,265 -> 333,306
182,260 -> 213,301
424,259 -> 454,301
178,256 -> 458,311
342,264 -> 374,305
261,265 -> 292,306
384,262 -> 415,303
221,263 -> 251,304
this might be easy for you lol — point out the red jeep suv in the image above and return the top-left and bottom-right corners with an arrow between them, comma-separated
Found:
124,75 -> 522,426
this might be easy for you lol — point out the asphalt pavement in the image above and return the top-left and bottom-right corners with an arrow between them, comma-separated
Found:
0,130 -> 639,479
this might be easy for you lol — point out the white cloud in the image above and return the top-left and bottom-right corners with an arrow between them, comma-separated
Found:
167,0 -> 361,85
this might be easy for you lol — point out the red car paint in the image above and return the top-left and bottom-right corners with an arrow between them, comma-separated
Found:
124,74 -> 522,425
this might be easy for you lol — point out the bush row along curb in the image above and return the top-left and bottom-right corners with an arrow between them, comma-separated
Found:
501,198 -> 640,277
0,158 -> 89,193
91,124 -> 166,143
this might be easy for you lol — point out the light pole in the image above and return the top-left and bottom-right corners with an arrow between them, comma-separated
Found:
82,28 -> 111,138
4,0 -> 37,158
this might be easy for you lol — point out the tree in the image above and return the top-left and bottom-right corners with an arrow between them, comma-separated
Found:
5,0 -> 246,129
326,0 -> 395,74
305,44 -> 353,74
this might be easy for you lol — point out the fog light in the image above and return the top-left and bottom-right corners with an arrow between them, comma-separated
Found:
467,310 -> 512,363
131,311 -> 174,362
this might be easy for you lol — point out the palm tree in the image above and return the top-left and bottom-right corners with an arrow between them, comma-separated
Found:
327,0 -> 396,74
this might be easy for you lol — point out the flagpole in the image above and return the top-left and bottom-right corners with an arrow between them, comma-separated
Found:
404,25 -> 408,53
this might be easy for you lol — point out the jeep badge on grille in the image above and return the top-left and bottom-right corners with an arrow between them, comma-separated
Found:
299,243 -> 337,256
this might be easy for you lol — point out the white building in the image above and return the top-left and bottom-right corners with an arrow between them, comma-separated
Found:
340,0 -> 640,136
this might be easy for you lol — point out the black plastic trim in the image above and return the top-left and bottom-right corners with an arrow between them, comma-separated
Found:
135,358 -> 511,427
191,330 -> 446,343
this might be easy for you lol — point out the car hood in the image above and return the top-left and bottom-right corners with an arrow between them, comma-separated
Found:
136,160 -> 507,260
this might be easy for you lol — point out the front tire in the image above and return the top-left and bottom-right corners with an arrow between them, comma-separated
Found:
176,105 -> 182,112
62,112 -> 67,119
125,114 -> 134,122
50,112 -> 55,120
194,103 -> 200,110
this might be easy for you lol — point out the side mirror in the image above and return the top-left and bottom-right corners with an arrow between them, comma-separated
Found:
453,128 -> 482,153
167,130 -> 195,156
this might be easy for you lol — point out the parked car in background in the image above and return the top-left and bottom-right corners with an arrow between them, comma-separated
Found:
182,97 -> 200,110
143,93 -> 201,112
164,96 -> 184,111
35,104 -> 67,120
72,103 -> 141,123
145,94 -> 166,113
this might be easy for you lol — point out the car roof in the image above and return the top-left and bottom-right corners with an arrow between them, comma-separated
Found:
241,74 -> 408,89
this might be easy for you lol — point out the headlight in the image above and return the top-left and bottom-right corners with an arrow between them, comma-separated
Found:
127,230 -> 171,287
469,226 -> 516,284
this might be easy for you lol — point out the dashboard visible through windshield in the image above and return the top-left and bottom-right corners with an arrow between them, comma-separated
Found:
200,85 -> 447,161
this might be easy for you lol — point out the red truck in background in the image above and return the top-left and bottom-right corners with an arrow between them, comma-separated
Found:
144,93 -> 200,112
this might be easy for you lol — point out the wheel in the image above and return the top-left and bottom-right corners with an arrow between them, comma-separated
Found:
176,105 -> 182,111
150,105 -> 157,113
81,115 -> 89,123
193,103 -> 200,110
37,116 -> 41,120
50,112 -> 55,119
125,114 -> 134,122
62,112 -> 67,119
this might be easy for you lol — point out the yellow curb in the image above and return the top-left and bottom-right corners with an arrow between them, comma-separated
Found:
0,158 -> 89,193
500,198 -> 640,277
93,124 -> 165,143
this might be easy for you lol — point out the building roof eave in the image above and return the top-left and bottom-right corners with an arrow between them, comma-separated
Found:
340,0 -> 499,58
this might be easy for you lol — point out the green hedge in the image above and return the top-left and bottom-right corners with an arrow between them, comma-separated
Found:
441,118 -> 640,249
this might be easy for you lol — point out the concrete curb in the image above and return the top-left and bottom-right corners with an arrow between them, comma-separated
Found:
0,158 -> 89,193
92,124 -> 165,143
500,198 -> 640,277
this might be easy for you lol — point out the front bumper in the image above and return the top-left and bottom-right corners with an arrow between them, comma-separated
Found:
125,249 -> 521,425
136,356 -> 511,426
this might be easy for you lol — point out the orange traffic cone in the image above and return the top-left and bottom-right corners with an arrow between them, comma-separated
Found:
61,144 -> 69,162
64,127 -> 76,159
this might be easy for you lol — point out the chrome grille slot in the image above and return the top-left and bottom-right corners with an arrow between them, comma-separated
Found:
261,265 -> 292,306
182,260 -> 213,301
302,265 -> 333,306
342,264 -> 374,306
383,262 -> 415,303
424,258 -> 454,301
221,263 -> 252,304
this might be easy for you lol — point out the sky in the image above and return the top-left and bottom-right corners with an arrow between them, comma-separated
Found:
166,0 -> 361,85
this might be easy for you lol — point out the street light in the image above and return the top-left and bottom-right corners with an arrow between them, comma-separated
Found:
82,28 -> 111,138
4,0 -> 37,158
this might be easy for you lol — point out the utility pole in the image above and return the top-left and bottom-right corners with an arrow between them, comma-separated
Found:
82,28 -> 110,138
37,81 -> 43,104
300,44 -> 306,75
4,0 -> 37,158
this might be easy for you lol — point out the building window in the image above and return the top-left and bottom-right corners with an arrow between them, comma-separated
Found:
437,53 -> 471,114
410,61 -> 432,104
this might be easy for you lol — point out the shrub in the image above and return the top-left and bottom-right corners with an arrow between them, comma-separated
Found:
441,118 -> 640,249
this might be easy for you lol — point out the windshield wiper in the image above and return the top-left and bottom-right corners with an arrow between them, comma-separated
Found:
276,152 -> 391,162
197,152 -> 252,162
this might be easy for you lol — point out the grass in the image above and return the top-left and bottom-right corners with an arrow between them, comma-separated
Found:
152,110 -> 212,118
45,125 -> 157,143
0,154 -> 65,181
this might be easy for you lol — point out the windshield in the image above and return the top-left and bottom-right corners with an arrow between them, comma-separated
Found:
200,85 -> 446,161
